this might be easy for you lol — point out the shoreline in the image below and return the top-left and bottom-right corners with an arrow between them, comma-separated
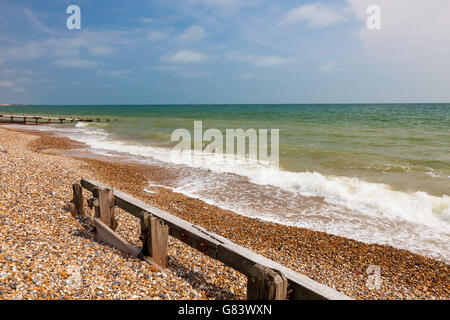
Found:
0,125 -> 449,299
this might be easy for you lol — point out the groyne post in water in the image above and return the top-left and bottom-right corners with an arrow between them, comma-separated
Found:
0,114 -> 93,124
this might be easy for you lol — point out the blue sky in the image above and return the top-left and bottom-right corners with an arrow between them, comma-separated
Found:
1,0 -> 450,104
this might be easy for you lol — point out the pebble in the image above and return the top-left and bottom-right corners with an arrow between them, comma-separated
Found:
0,127 -> 448,300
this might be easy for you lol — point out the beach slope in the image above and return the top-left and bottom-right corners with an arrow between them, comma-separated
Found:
0,127 -> 448,300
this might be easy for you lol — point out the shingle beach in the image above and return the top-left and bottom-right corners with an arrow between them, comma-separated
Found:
0,127 -> 448,300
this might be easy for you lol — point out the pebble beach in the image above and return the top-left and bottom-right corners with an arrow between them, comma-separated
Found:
0,126 -> 449,300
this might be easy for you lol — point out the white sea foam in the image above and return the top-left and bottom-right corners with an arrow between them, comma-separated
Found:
426,171 -> 450,179
61,126 -> 449,230
75,122 -> 88,128
26,123 -> 449,231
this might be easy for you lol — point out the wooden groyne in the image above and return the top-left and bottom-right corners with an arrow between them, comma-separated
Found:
73,178 -> 351,300
0,114 -> 93,124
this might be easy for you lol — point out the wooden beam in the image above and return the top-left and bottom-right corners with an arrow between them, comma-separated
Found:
83,179 -> 221,259
93,217 -> 166,273
0,114 -> 95,124
80,179 -> 351,300
148,215 -> 169,267
247,264 -> 288,300
94,218 -> 140,257
72,183 -> 84,216
93,187 -> 118,231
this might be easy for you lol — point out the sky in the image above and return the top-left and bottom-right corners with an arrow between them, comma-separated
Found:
1,0 -> 450,105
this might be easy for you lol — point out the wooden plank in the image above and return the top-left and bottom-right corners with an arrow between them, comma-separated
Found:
247,264 -> 287,300
148,215 -> 169,267
72,183 -> 84,216
212,232 -> 349,300
80,179 -> 351,300
93,217 -> 166,273
94,218 -> 140,257
93,187 -> 117,231
82,179 -> 222,260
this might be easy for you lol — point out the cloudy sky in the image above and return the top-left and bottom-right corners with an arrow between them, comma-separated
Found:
1,0 -> 450,104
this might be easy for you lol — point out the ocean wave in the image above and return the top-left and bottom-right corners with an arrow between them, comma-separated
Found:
75,122 -> 89,128
13,124 -> 450,233
54,126 -> 450,233
10,123 -> 450,261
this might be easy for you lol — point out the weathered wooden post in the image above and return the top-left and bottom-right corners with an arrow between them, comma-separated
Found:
247,264 -> 288,300
93,187 -> 118,231
72,183 -> 84,217
140,212 -> 169,267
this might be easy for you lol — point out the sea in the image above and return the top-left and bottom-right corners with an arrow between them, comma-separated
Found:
2,104 -> 449,262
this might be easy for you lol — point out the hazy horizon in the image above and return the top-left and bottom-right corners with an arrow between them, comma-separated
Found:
3,102 -> 450,106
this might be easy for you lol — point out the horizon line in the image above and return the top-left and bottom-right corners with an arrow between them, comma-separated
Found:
2,102 -> 450,106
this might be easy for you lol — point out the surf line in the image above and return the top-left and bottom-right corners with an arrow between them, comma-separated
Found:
170,120 -> 280,167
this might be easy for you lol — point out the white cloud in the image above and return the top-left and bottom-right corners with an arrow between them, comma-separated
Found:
146,30 -> 169,42
253,56 -> 288,66
89,45 -> 116,56
187,0 -> 241,9
0,30 -> 126,63
229,52 -> 290,67
141,18 -> 154,23
162,50 -> 208,63
52,59 -> 98,68
318,58 -> 337,74
240,73 -> 252,79
0,41 -> 45,60
146,65 -> 181,72
98,69 -> 132,78
17,77 -> 30,83
0,80 -> 15,88
24,8 -> 56,35
0,80 -> 24,92
176,26 -> 207,42
176,71 -> 210,78
280,3 -> 346,28
347,0 -> 450,66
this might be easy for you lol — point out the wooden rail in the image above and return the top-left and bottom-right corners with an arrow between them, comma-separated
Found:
0,114 -> 93,124
79,178 -> 351,300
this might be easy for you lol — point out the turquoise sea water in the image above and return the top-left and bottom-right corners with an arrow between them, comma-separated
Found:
2,104 -> 449,261
2,103 -> 449,194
